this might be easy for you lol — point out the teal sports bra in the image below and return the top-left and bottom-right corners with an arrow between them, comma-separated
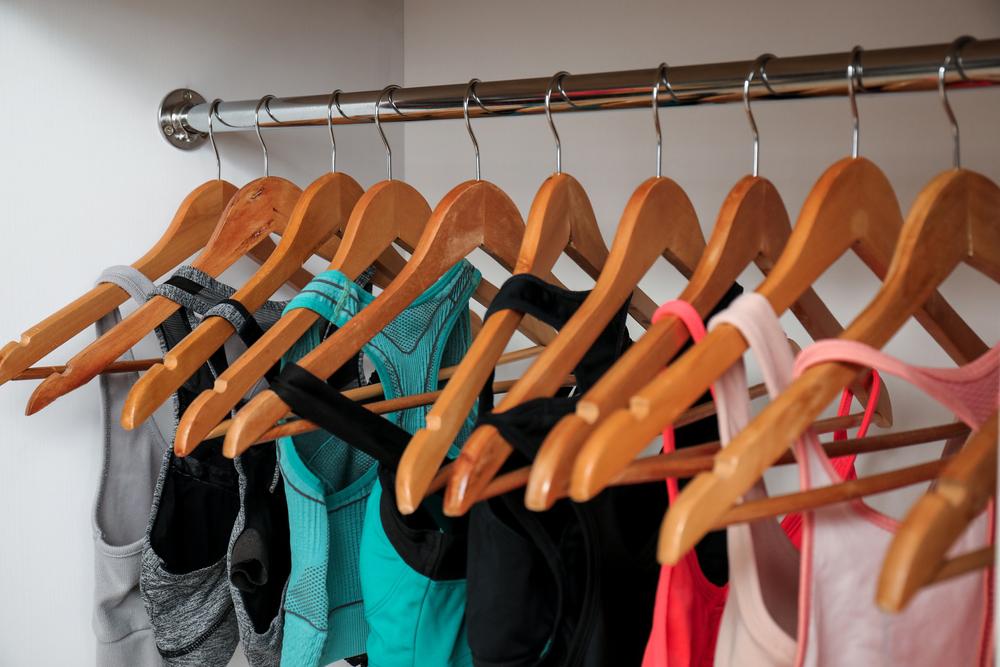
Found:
275,261 -> 480,667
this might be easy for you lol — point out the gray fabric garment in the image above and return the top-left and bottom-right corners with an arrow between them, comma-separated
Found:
228,455 -> 285,667
141,265 -> 290,667
92,265 -> 168,667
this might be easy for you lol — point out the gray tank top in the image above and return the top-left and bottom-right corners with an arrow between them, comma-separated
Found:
92,265 -> 166,667
92,264 -> 288,667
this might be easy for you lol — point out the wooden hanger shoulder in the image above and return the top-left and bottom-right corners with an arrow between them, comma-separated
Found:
442,175 -> 707,516
528,173 -> 892,510
876,410 -> 997,612
24,177 -> 302,414
0,179 -> 237,385
655,167 -> 1000,565
222,178 -> 532,458
569,158 -> 985,505
395,171 -> 613,514
172,178 -> 434,456
120,172 -> 364,430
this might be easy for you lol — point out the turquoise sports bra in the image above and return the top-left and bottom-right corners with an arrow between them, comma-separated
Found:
274,260 -> 480,667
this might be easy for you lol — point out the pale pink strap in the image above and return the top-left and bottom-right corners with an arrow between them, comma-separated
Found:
654,300 -> 714,501
795,340 -> 1000,430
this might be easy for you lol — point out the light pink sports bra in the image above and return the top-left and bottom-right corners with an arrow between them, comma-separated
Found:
642,296 -> 876,667
712,293 -> 996,667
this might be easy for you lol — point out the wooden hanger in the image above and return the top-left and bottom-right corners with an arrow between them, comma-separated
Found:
571,154 -> 988,503
25,174 -> 303,414
120,167 -> 365,430
459,60 -> 886,511
173,85 -> 555,456
24,96 -> 306,414
877,411 -> 997,612
394,163 -> 660,514
652,45 -> 1000,563
222,172 -> 537,458
654,165 -> 1000,564
0,178 -> 236,385
171,173 -> 432,456
525,172 -> 893,510
439,67 -> 719,515
483,417 -> 963,503
441,170 -> 707,515
393,73 -> 665,514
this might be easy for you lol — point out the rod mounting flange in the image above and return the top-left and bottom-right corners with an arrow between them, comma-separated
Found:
158,88 -> 207,150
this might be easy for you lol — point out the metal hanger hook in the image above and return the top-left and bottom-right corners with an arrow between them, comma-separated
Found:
939,35 -> 976,169
743,54 -> 775,177
464,79 -> 483,181
254,94 -> 277,177
544,71 -> 570,174
208,99 -> 223,181
847,46 -> 864,159
326,90 -> 346,173
653,63 -> 681,178
374,84 -> 401,180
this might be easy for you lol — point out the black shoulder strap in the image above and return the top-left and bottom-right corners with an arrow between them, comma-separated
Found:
270,363 -> 409,470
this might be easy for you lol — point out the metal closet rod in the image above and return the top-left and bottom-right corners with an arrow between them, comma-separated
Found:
159,38 -> 1000,149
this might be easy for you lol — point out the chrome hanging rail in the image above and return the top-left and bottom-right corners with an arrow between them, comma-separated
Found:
159,38 -> 1000,149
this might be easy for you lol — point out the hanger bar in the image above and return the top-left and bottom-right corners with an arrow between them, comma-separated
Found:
205,374 -> 577,446
11,359 -> 161,381
477,420 -> 967,502
164,39 -> 1000,144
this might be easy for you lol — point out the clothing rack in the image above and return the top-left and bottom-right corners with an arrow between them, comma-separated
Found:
159,38 -> 1000,149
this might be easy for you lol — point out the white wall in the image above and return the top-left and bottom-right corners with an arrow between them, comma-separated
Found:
0,1 -> 403,665
403,0 -> 1000,503
2,1 -> 1000,664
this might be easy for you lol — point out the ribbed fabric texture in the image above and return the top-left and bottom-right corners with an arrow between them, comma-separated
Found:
92,265 -> 167,667
277,261 -> 480,667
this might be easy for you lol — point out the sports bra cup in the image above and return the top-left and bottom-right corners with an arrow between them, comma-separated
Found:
791,340 -> 998,667
92,265 -> 170,667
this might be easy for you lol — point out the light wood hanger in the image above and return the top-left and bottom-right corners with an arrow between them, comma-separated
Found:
453,59 -> 887,511
653,44 -> 1000,564
174,86 -> 556,457
120,107 -> 369,431
223,171 -> 539,457
482,416 -> 963,503
172,174 -> 431,456
443,64 -> 783,516
24,96 -> 305,414
0,178 -> 236,385
443,171 -> 708,514
26,174 -> 303,415
394,74 -> 657,514
209,370 -> 578,446
573,158 -> 988,505
877,410 -> 997,612
527,172 -> 896,509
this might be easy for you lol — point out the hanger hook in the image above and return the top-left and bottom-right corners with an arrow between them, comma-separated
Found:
544,71 -> 571,174
939,35 -> 976,169
375,84 -> 400,180
326,89 -> 343,173
653,63 -> 681,178
743,54 -> 775,177
464,79 -> 483,181
208,99 -> 223,181
846,46 -> 864,159
254,95 -> 276,177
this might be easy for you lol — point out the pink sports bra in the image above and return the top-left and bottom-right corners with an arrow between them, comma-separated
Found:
713,296 -> 996,667
642,295 -> 877,667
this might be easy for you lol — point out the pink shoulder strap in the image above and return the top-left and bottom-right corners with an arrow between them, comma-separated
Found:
794,341 -> 1000,430
654,300 -> 713,500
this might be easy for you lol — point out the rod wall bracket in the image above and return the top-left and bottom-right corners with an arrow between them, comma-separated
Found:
158,88 -> 207,150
